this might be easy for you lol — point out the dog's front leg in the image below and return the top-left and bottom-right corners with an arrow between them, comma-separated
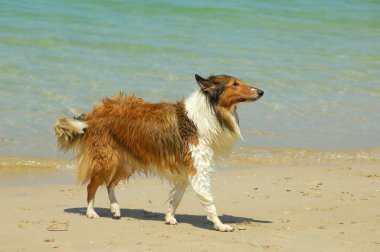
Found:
190,170 -> 233,232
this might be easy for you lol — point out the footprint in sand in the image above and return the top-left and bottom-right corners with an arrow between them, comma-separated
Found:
47,221 -> 69,231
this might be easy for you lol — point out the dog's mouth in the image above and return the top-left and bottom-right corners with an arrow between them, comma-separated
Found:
239,89 -> 264,103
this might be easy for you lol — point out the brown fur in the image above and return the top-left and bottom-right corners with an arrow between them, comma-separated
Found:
70,93 -> 198,186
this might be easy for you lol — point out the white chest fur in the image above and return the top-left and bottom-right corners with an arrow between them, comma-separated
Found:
184,91 -> 241,167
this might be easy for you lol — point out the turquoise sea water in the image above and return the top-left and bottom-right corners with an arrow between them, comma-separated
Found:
0,0 -> 379,161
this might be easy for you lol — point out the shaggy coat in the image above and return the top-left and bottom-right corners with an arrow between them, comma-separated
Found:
55,74 -> 263,231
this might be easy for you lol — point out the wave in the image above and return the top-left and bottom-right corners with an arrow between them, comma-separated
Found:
0,156 -> 75,171
227,147 -> 380,167
1,147 -> 379,172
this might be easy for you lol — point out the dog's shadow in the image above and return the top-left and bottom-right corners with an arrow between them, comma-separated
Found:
64,207 -> 272,230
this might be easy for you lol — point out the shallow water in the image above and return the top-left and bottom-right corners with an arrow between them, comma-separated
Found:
1,0 -> 379,159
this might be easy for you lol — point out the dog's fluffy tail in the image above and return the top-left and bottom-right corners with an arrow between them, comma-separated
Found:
54,117 -> 87,152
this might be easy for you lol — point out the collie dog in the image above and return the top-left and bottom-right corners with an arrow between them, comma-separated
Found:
55,74 -> 263,231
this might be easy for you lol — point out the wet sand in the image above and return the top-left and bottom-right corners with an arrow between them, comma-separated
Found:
0,164 -> 379,251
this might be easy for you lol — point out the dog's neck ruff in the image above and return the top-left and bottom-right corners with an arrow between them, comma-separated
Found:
184,91 -> 241,159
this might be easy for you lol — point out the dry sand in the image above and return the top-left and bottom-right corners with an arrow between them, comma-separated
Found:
0,164 -> 379,251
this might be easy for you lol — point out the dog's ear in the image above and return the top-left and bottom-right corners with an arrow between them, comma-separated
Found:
195,74 -> 213,90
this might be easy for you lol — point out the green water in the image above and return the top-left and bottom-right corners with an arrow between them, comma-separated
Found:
0,0 -> 379,159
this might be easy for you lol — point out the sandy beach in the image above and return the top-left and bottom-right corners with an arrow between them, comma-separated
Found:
1,164 -> 379,251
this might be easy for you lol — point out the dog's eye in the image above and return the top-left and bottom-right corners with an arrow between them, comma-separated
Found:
233,82 -> 240,87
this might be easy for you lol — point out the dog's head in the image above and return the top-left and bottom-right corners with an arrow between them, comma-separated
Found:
195,74 -> 264,111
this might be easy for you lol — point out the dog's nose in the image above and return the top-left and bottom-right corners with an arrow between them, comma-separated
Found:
257,89 -> 264,97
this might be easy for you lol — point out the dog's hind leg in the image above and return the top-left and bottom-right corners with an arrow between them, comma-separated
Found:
107,185 -> 120,219
86,176 -> 102,219
165,182 -> 187,225
107,167 -> 128,219
190,170 -> 234,232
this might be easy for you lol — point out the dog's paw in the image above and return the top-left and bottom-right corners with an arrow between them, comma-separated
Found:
165,214 -> 178,225
214,223 -> 234,232
86,209 -> 99,219
110,203 -> 121,219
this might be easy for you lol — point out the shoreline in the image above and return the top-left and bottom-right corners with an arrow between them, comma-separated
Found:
1,146 -> 379,178
0,164 -> 379,251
